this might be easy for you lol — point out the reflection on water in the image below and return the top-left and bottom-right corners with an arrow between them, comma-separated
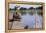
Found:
21,13 -> 42,28
9,10 -> 42,29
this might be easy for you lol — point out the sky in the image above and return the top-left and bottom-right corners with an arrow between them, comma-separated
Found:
9,4 -> 42,9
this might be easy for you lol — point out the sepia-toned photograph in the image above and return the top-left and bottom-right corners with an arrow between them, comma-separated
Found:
8,3 -> 44,30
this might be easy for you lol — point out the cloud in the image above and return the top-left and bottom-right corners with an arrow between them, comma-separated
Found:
9,4 -> 42,9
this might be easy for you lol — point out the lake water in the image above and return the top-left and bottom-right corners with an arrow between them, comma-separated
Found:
21,13 -> 42,28
9,10 -> 42,29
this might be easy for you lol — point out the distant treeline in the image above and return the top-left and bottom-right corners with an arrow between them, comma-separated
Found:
9,6 -> 43,10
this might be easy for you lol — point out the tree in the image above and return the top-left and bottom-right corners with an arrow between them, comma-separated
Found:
20,7 -> 27,10
29,7 -> 34,10
14,6 -> 17,10
9,8 -> 14,10
36,6 -> 43,10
